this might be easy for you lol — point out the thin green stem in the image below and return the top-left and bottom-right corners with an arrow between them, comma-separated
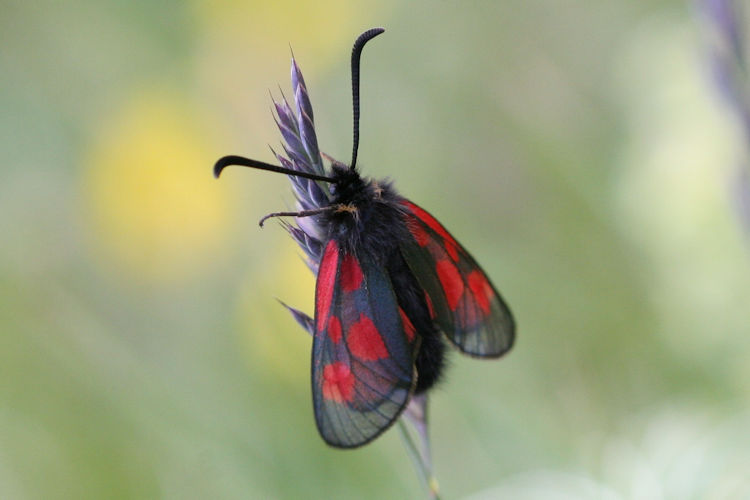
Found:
398,396 -> 441,500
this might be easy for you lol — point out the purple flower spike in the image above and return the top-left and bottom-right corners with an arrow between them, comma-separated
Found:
277,299 -> 314,336
700,0 -> 750,235
291,58 -> 323,174
268,56 -> 335,276
703,0 -> 745,63
700,0 -> 749,129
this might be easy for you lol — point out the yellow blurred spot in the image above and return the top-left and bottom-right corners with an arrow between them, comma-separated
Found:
429,477 -> 440,497
83,89 -> 234,284
192,0 -> 395,98
237,244 -> 316,386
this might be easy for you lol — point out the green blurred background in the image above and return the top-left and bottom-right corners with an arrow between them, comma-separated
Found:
2,0 -> 749,498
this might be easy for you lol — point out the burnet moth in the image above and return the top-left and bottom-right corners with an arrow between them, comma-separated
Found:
215,28 -> 515,448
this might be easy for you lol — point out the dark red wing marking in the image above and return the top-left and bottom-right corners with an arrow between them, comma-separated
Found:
398,308 -> 416,342
328,315 -> 343,344
339,253 -> 363,292
406,201 -> 457,247
468,270 -> 493,315
346,313 -> 389,361
321,362 -> 355,403
424,292 -> 435,320
435,258 -> 464,311
312,239 -> 418,448
316,240 -> 339,332
399,200 -> 515,357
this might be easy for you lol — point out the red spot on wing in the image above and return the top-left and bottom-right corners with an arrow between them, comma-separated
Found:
316,241 -> 339,332
444,240 -> 459,262
402,200 -> 458,247
468,270 -> 493,315
424,292 -> 436,319
347,313 -> 389,361
340,253 -> 364,292
398,308 -> 416,342
322,362 -> 355,403
406,216 -> 430,247
328,315 -> 342,343
436,259 -> 464,311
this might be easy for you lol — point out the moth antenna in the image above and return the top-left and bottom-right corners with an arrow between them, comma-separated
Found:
350,27 -> 385,171
258,206 -> 336,227
214,155 -> 336,183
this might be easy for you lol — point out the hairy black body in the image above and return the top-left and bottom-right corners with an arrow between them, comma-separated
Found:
324,162 -> 447,393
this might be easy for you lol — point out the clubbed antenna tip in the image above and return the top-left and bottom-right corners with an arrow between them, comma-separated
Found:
350,27 -> 385,170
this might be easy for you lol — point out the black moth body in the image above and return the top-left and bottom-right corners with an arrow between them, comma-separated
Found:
324,162 -> 448,393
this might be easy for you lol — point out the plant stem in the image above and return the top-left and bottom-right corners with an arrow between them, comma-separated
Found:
398,395 -> 441,499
